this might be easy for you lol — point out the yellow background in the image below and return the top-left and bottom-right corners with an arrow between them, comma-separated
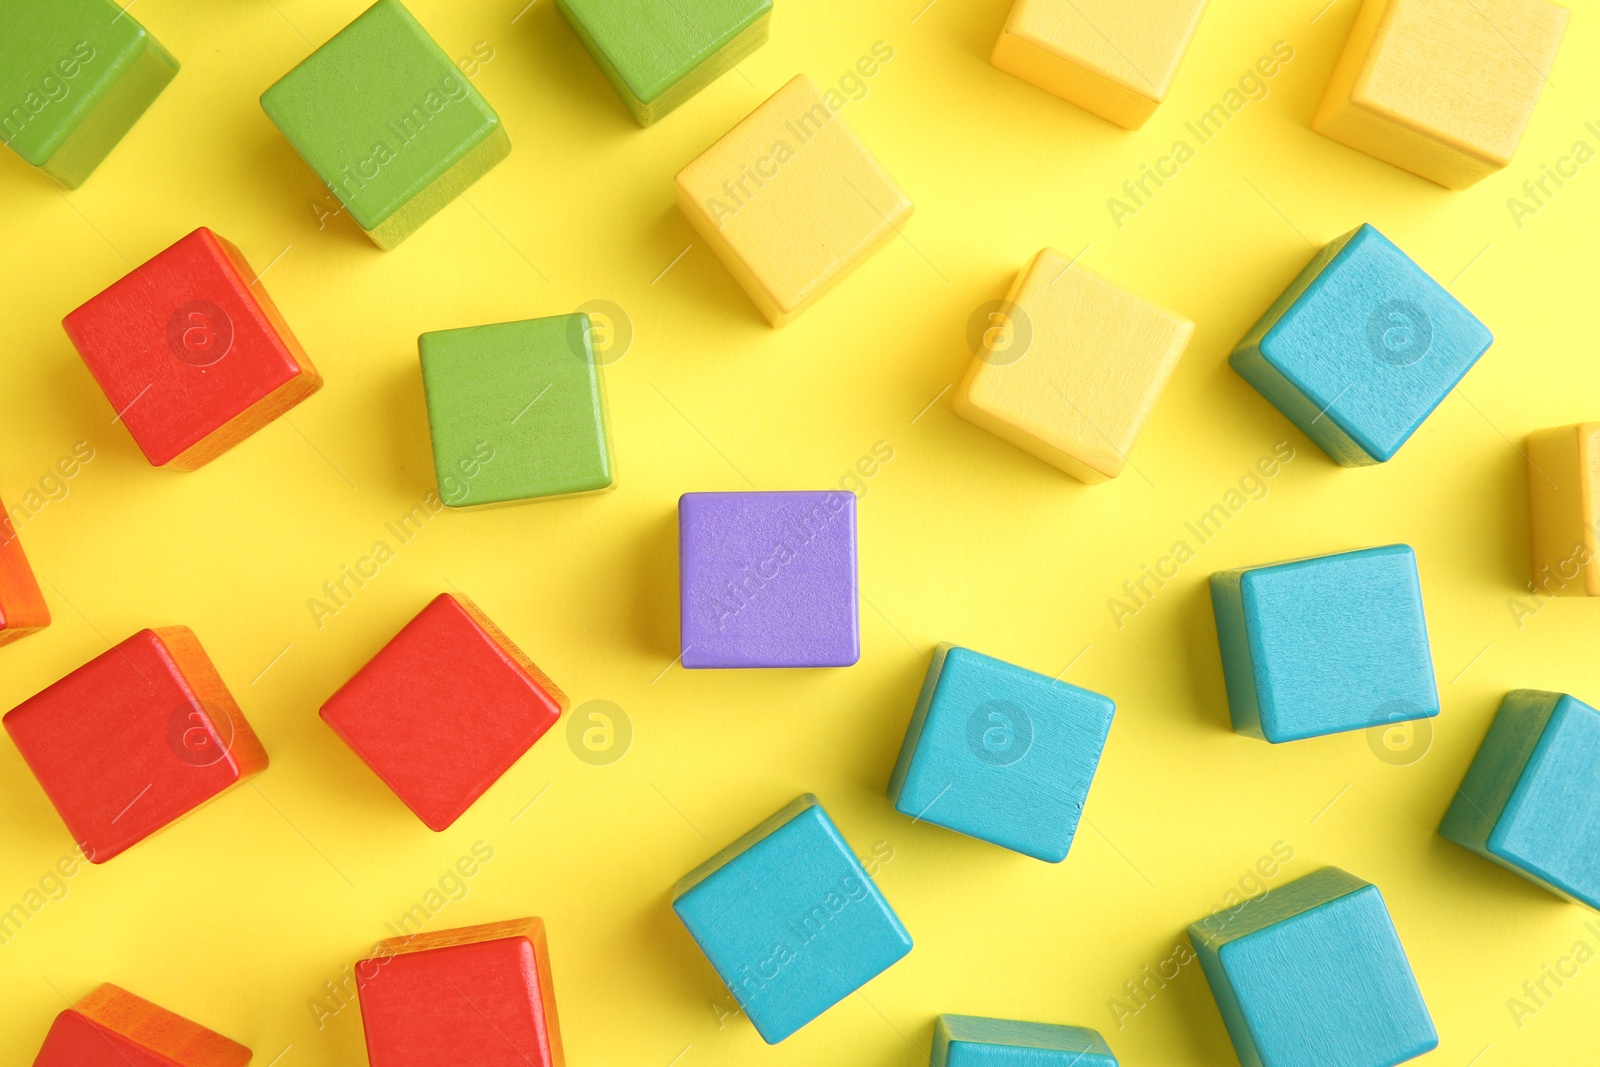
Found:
1,0 -> 1597,1063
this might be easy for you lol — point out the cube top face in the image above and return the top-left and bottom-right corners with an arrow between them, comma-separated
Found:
419,315 -> 613,506
1217,544 -> 1438,743
935,1014 -> 1117,1066
320,593 -> 567,831
1491,694 -> 1600,906
3,627 -> 266,863
260,0 -> 503,234
1004,0 -> 1207,101
960,250 -> 1194,481
672,795 -> 912,1043
678,490 -> 859,669
61,227 -> 322,470
0,505 -> 51,644
675,75 -> 913,325
890,645 -> 1115,862
34,983 -> 252,1067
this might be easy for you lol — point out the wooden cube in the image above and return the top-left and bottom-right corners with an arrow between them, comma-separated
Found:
672,794 -> 912,1043
1440,690 -> 1600,910
0,0 -> 179,188
1229,223 -> 1492,466
1314,0 -> 1568,189
675,75 -> 912,326
260,0 -> 510,249
888,644 -> 1115,862
933,1015 -> 1118,1066
990,0 -> 1208,129
320,594 -> 567,831
61,227 -> 323,471
1189,867 -> 1437,1067
0,498 -> 50,647
31,983 -> 250,1066
356,918 -> 564,1067
556,0 -> 771,125
419,315 -> 614,507
3,628 -> 269,863
952,250 -> 1193,483
1525,424 -> 1600,596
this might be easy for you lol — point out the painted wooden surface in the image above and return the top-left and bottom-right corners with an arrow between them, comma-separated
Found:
555,0 -> 770,125
0,0 -> 178,189
0,497 -> 50,647
31,983 -> 251,1067
259,0 -> 509,250
60,226 -> 322,471
1525,424 -> 1600,596
419,315 -> 613,507
932,1013 -> 1118,1066
357,917 -> 564,1067
888,644 -> 1114,862
3,627 -> 268,863
678,490 -> 859,668
671,794 -> 912,1043
990,0 -> 1208,129
1314,0 -> 1568,189
953,249 -> 1193,483
1440,690 -> 1600,910
1188,866 -> 1437,1067
320,593 -> 566,831
1210,544 -> 1438,743
674,74 -> 913,327
1229,223 -> 1492,466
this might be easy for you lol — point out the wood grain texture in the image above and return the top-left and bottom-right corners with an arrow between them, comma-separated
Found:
953,249 -> 1193,483
0,496 -> 50,647
1525,424 -> 1600,596
1440,690 -> 1600,910
1188,866 -> 1436,1067
1313,0 -> 1567,188
990,0 -> 1208,129
674,75 -> 913,326
32,983 -> 252,1066
932,1013 -> 1118,1066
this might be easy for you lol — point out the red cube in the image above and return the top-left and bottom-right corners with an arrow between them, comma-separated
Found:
3,627 -> 269,863
61,227 -> 322,471
0,498 -> 50,647
321,594 -> 567,831
357,918 -> 564,1067
32,983 -> 251,1067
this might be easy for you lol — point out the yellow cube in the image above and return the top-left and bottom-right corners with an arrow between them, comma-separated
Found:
1314,0 -> 1568,189
675,75 -> 913,327
953,250 -> 1194,483
990,0 -> 1209,130
1526,424 -> 1600,597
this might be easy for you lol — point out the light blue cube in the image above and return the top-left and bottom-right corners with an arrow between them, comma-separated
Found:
671,794 -> 912,1043
887,644 -> 1115,862
932,1014 -> 1118,1066
1189,866 -> 1437,1067
1210,544 -> 1439,743
1230,223 -> 1492,466
1440,690 -> 1600,910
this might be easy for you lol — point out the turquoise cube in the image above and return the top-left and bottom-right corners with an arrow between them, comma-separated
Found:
1210,544 -> 1439,743
1189,867 -> 1437,1067
1440,690 -> 1600,910
887,645 -> 1115,862
1230,223 -> 1492,465
672,794 -> 912,1044
932,1014 -> 1118,1066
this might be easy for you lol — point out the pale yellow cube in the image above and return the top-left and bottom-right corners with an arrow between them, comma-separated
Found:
1527,424 -> 1600,597
953,250 -> 1194,483
674,75 -> 913,327
990,0 -> 1209,130
1314,0 -> 1568,189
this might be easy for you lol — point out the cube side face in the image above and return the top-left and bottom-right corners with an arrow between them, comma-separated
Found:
1439,689 -> 1560,858
886,643 -> 953,802
936,1014 -> 1117,1063
1210,570 -> 1265,739
70,984 -> 252,1067
678,491 -> 860,668
1525,425 -> 1600,596
420,316 -> 613,507
0,502 -> 51,645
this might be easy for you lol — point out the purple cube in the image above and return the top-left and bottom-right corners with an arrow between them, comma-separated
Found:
678,491 -> 860,669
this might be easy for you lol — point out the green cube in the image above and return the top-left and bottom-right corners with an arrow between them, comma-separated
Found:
0,0 -> 179,188
556,0 -> 771,126
260,0 -> 509,250
420,315 -> 615,508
